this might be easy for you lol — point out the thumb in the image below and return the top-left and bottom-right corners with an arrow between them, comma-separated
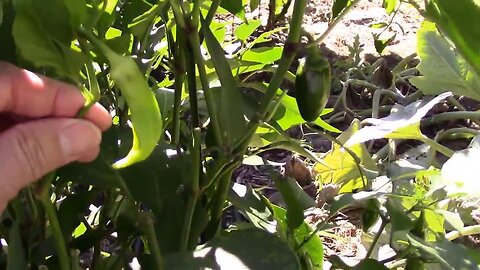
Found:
0,118 -> 101,207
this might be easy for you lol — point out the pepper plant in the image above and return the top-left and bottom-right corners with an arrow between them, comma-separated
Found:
2,0 -> 480,269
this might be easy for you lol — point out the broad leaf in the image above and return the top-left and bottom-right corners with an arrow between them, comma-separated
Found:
220,0 -> 246,21
272,171 -> 315,229
345,92 -> 451,146
315,120 -> 377,193
410,22 -> 480,101
242,47 -> 283,64
383,0 -> 398,15
235,19 -> 262,42
12,0 -> 84,80
426,0 -> 480,77
164,229 -> 301,270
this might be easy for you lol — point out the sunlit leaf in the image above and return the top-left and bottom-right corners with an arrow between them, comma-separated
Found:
410,22 -> 480,101
383,0 -> 398,15
315,120 -> 377,193
426,0 -> 480,77
345,92 -> 451,146
441,146 -> 480,196
235,19 -> 262,42
164,229 -> 301,269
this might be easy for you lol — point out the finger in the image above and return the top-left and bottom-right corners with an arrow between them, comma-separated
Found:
0,118 -> 101,210
0,62 -> 111,131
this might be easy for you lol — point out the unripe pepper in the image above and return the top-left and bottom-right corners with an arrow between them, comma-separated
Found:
83,31 -> 162,169
294,47 -> 331,122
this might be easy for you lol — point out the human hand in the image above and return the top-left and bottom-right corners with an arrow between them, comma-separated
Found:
0,62 -> 112,211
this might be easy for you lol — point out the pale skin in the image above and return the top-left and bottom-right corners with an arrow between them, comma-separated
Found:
0,62 -> 112,211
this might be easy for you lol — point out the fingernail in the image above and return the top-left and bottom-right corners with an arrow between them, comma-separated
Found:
60,120 -> 101,159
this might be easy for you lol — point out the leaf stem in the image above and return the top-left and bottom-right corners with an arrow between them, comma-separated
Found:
37,173 -> 71,270
144,215 -> 164,269
365,219 -> 387,258
446,224 -> 480,241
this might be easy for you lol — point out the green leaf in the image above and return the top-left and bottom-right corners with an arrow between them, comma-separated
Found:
345,93 -> 451,146
243,47 -> 283,64
332,0 -> 350,20
270,205 -> 324,269
203,24 -> 247,147
228,183 -> 275,231
272,171 -> 315,229
63,0 -> 87,27
315,119 -> 377,193
329,190 -> 385,217
276,94 -> 340,133
128,4 -> 158,38
383,0 -> 398,15
235,19 -> 262,42
426,0 -> 480,77
58,189 -> 100,239
12,0 -> 84,80
373,33 -> 396,54
220,0 -> 246,21
410,22 -> 480,101
407,234 -> 480,270
164,229 -> 301,269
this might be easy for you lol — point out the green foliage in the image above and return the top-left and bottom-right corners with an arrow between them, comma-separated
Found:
1,0 -> 480,269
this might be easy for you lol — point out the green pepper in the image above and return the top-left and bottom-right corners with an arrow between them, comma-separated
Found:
84,32 -> 162,169
294,47 -> 331,122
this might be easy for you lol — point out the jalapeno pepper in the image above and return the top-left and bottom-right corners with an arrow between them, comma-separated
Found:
83,31 -> 162,169
294,47 -> 331,122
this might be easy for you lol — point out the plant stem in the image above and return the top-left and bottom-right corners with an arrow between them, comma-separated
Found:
204,0 -> 221,28
446,224 -> 480,241
422,111 -> 480,126
40,191 -> 70,270
234,0 -> 309,153
365,219 -> 387,258
186,23 -> 224,146
180,128 -> 201,251
422,137 -> 454,157
144,216 -> 164,270
172,30 -> 186,145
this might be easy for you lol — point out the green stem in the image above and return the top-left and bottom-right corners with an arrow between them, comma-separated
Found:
144,216 -> 164,270
39,192 -> 70,270
422,137 -> 454,157
204,169 -> 234,240
180,128 -> 201,251
365,219 -> 387,258
422,111 -> 480,126
234,0 -> 309,153
446,225 -> 480,241
187,25 -> 223,146
172,30 -> 186,145
77,38 -> 101,118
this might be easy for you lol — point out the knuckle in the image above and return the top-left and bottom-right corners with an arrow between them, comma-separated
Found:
11,124 -> 49,180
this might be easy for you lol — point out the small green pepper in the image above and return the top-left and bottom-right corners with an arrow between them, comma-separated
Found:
84,32 -> 162,169
294,47 -> 331,122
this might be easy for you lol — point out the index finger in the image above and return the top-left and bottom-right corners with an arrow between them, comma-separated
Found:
0,62 -> 111,131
